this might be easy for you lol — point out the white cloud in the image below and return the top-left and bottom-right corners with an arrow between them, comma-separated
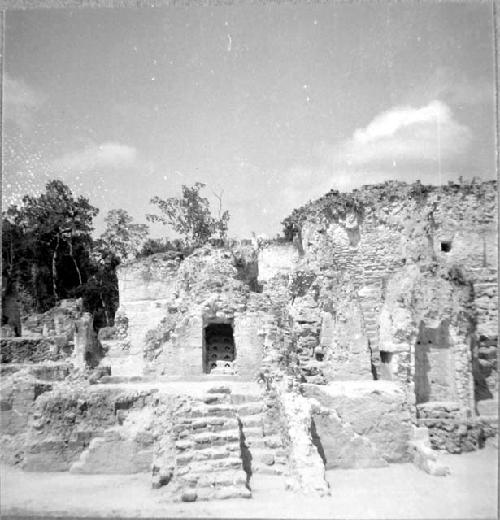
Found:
3,74 -> 45,130
52,142 -> 138,172
328,100 -> 472,169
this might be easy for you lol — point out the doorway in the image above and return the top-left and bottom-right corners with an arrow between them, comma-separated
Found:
204,323 -> 235,374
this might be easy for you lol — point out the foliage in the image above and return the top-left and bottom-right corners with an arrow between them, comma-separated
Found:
77,238 -> 121,328
3,180 -> 98,311
1,180 -> 122,328
147,183 -> 230,248
138,237 -> 186,258
100,209 -> 149,262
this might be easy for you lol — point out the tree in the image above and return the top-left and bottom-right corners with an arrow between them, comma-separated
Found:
138,237 -> 184,258
147,183 -> 230,248
3,180 -> 98,310
80,239 -> 120,328
100,209 -> 149,262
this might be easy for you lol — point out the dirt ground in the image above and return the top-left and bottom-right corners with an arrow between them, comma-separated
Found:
1,446 -> 497,519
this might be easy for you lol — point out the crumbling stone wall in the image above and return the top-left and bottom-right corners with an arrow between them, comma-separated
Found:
1,299 -> 98,368
304,381 -> 412,464
21,387 -> 157,471
107,248 -> 273,380
281,180 -> 497,390
416,402 -> 485,454
277,387 -> 329,496
379,264 -> 475,415
0,372 -> 53,465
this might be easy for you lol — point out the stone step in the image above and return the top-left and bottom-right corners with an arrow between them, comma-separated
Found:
235,403 -> 266,416
174,417 -> 239,433
180,469 -> 248,489
240,426 -> 265,438
192,446 -> 239,460
183,486 -> 251,501
176,445 -> 240,466
187,406 -> 235,419
245,434 -> 282,449
177,457 -> 243,475
200,393 -> 232,405
231,394 -> 264,405
192,429 -> 240,445
239,415 -> 264,428
206,386 -> 232,394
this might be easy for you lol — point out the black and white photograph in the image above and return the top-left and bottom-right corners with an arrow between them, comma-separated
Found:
0,2 -> 498,518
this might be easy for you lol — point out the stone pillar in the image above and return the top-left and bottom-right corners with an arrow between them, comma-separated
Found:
73,313 -> 94,369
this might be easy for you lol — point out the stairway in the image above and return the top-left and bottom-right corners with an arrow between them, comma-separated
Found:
235,392 -> 287,475
357,282 -> 383,372
171,386 -> 287,501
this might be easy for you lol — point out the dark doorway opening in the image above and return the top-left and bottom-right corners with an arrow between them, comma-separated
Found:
440,241 -> 452,253
379,351 -> 393,380
414,321 -> 454,404
204,323 -> 235,374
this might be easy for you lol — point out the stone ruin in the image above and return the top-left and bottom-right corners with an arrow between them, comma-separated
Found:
0,180 -> 497,500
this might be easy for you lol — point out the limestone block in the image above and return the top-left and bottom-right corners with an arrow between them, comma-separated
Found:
279,391 -> 330,496
409,440 -> 450,476
303,381 -> 412,462
118,258 -> 179,303
70,435 -> 153,474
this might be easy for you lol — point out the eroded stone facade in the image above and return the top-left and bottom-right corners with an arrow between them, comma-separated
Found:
1,180 -> 497,501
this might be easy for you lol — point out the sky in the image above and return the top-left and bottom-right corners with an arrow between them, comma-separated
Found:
2,2 -> 497,239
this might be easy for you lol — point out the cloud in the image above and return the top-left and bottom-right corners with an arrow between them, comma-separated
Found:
52,142 -> 138,172
326,100 -> 472,169
3,74 -> 45,130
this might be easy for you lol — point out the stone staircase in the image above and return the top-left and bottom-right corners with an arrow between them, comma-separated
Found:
357,282 -> 384,372
171,386 -> 287,501
235,392 -> 287,475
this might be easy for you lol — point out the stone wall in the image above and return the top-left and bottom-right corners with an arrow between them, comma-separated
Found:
107,248 -> 272,380
22,387 -> 157,471
304,381 -> 412,464
281,180 -> 497,398
110,254 -> 182,376
379,265 -> 476,414
0,337 -> 67,363
1,299 -> 98,369
416,402 -> 485,453
277,389 -> 329,496
0,372 -> 53,465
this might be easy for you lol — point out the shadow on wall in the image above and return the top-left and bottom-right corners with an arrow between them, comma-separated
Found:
414,320 -> 454,404
472,334 -> 495,402
237,418 -> 253,490
310,417 -> 327,466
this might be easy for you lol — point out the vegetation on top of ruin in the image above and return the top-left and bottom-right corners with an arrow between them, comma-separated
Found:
147,182 -> 230,249
281,179 -> 498,239
3,177 -> 496,334
2,180 -> 233,330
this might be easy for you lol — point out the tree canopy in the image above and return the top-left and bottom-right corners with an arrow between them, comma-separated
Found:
3,180 -> 98,311
101,209 -> 149,262
2,179 -> 229,329
147,183 -> 230,248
